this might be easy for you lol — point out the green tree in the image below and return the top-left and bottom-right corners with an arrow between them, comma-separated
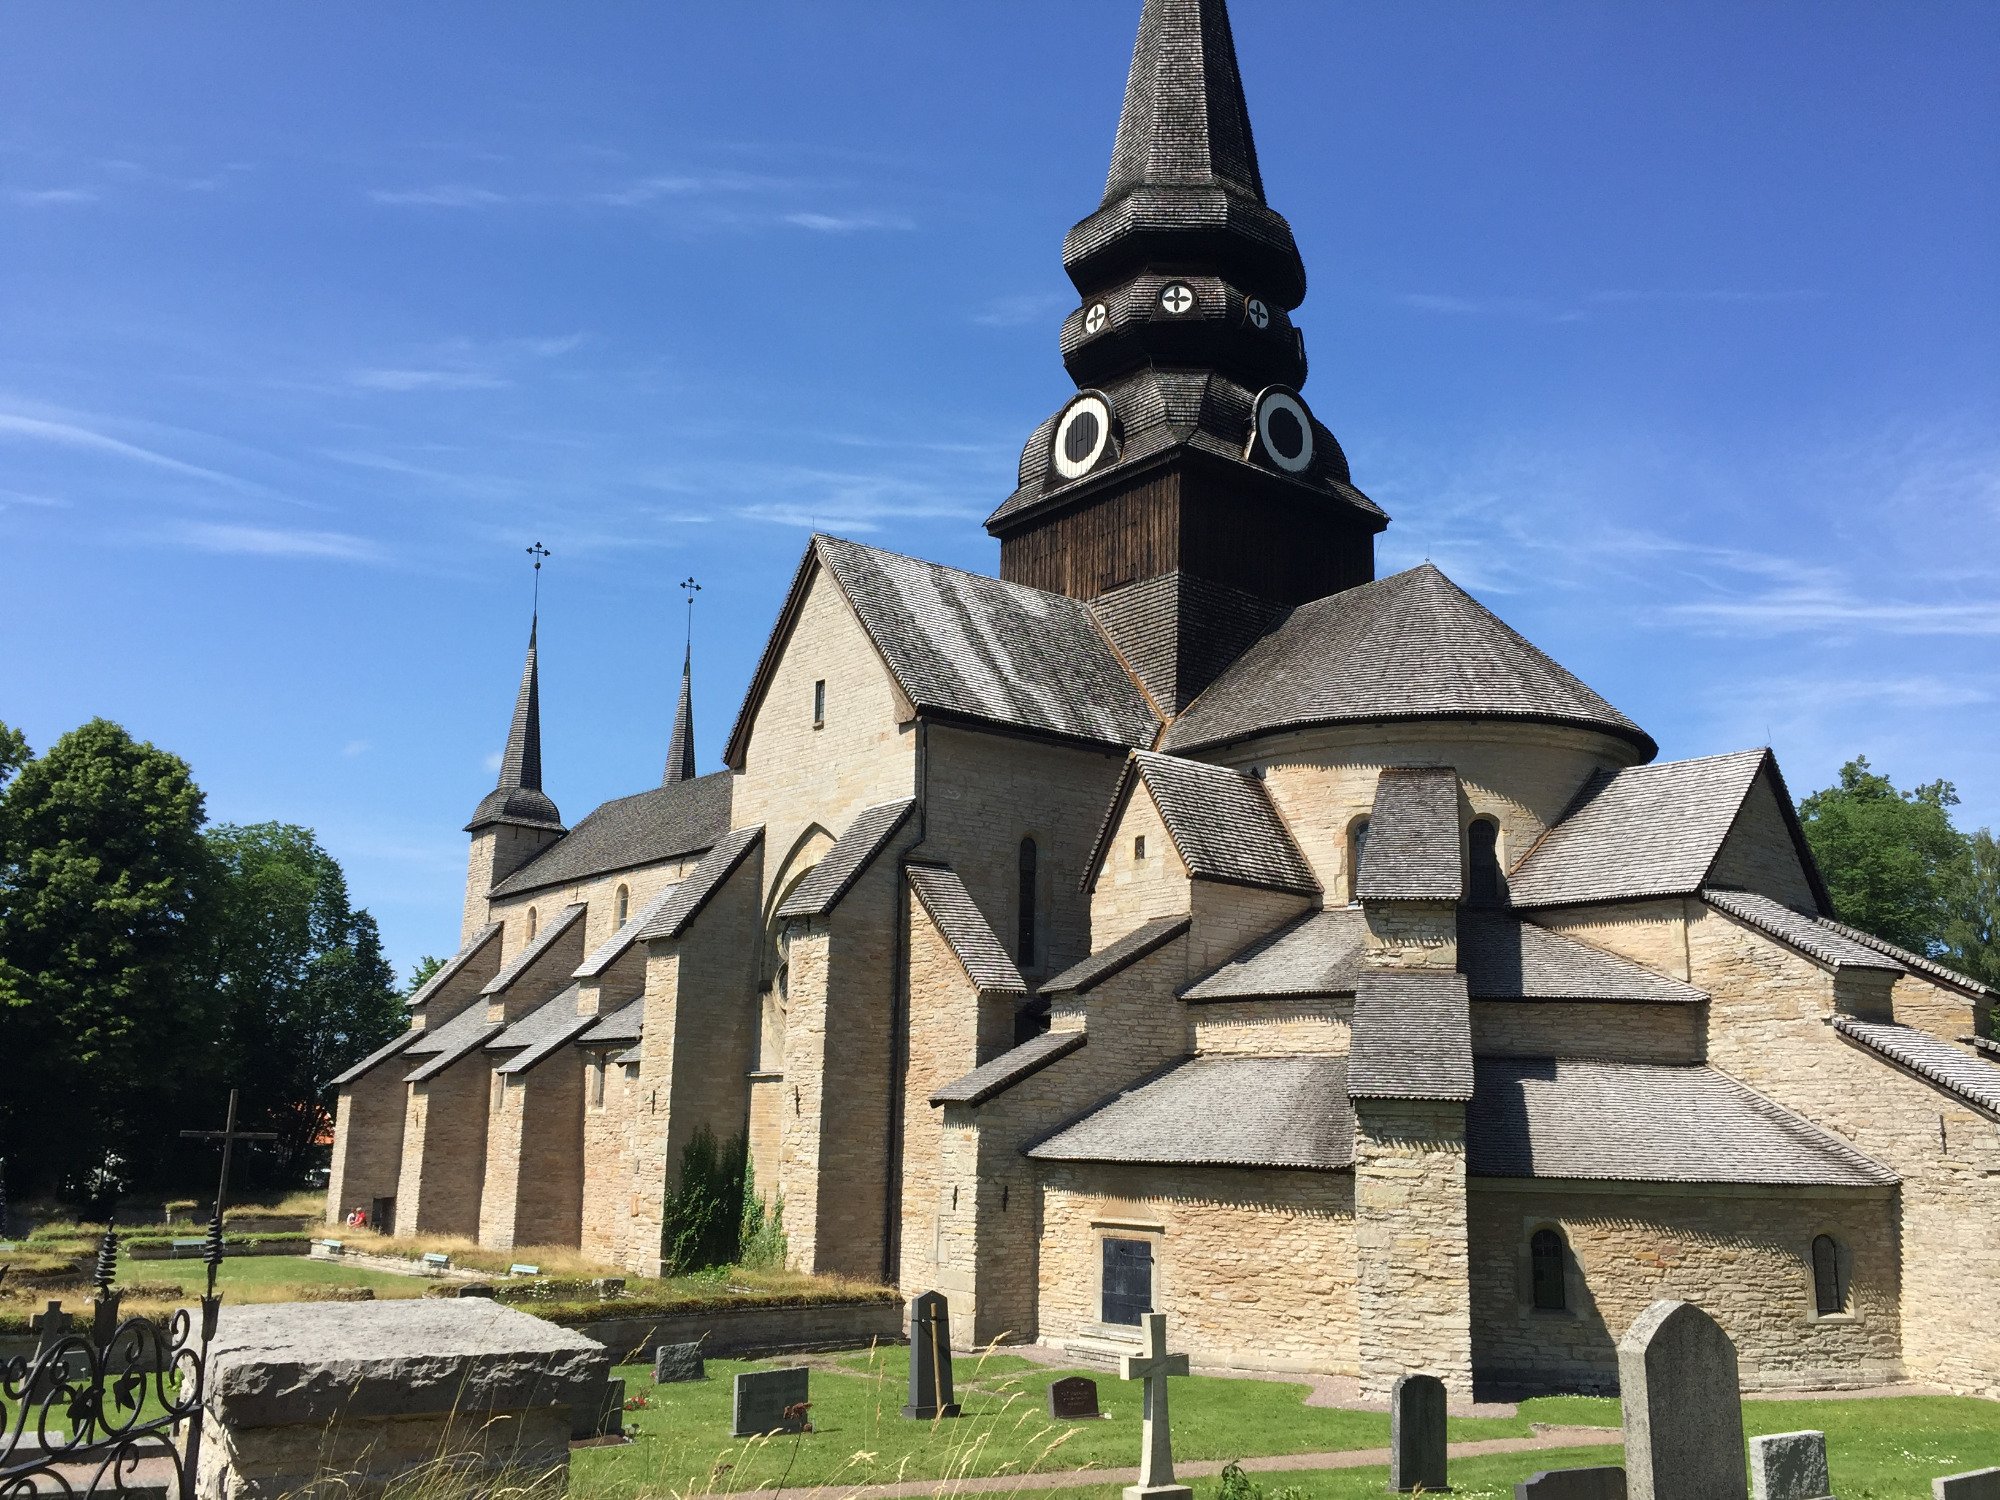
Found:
203,823 -> 403,1183
1944,827 -> 2000,992
0,720 -> 26,791
405,954 -> 448,995
1798,757 -> 1972,957
0,720 -> 214,1194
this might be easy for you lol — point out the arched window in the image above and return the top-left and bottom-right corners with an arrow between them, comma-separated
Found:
614,884 -> 630,926
1531,1228 -> 1567,1311
1347,818 -> 1370,903
525,907 -> 538,939
1017,838 -> 1039,967
1811,1235 -> 1847,1315
1468,818 -> 1503,905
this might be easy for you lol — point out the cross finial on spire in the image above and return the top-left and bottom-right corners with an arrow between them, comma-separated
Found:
527,542 -> 551,623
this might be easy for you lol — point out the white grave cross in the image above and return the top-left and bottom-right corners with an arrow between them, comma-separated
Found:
1118,1312 -> 1191,1500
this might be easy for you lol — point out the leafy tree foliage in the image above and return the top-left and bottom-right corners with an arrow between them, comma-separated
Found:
404,954 -> 448,995
1945,828 -> 2000,990
201,823 -> 403,1185
1799,757 -> 1972,958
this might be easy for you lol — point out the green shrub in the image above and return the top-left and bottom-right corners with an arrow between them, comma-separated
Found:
738,1156 -> 787,1271
660,1130 -> 747,1276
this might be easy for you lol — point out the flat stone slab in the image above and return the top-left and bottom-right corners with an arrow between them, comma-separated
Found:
206,1298 -> 610,1429
1751,1431 -> 1830,1500
1936,1471 -> 2000,1500
734,1366 -> 809,1437
653,1341 -> 705,1383
1519,1469 -> 1628,1500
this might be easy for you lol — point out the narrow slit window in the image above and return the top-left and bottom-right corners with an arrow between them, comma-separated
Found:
1017,838 -> 1039,967
1101,1237 -> 1153,1326
590,1056 -> 606,1109
1348,818 -> 1370,902
1468,818 -> 1503,905
1530,1228 -> 1567,1311
812,679 -> 826,727
525,906 -> 538,940
1134,834 -> 1147,861
614,885 -> 630,926
1812,1235 -> 1847,1315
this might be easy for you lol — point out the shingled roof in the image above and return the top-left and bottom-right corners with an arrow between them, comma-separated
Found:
329,1027 -> 423,1089
1833,1019 -> 2000,1120
1181,908 -> 1368,1001
1042,915 -> 1190,998
574,881 -> 682,981
1357,767 -> 1462,902
726,538 -> 1158,767
1029,1055 -> 1354,1170
636,825 -> 764,942
932,1029 -> 1087,1108
1508,749 -> 1823,910
1089,751 -> 1318,896
577,994 -> 645,1049
1162,565 -> 1654,757
1819,919 -> 1994,998
468,619 -> 563,833
406,922 -> 502,1015
1458,914 -> 1707,1003
906,863 -> 1027,995
1348,971 -> 1474,1101
1704,890 -> 1903,974
488,984 -> 594,1076
1469,1058 -> 1898,1187
402,999 -> 505,1082
776,801 -> 916,921
479,903 -> 586,997
491,772 -> 730,899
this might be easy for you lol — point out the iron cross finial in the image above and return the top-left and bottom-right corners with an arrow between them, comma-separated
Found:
527,543 -> 552,617
680,576 -> 701,651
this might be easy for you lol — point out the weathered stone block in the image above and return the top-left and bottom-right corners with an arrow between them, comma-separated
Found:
1750,1430 -> 1830,1500
1935,1471 -> 2000,1500
1518,1469 -> 1627,1500
733,1367 -> 809,1437
652,1341 -> 705,1383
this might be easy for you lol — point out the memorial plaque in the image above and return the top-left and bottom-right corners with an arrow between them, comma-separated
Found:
902,1291 -> 961,1420
653,1341 -> 705,1384
732,1366 -> 809,1437
1518,1469 -> 1628,1500
1048,1375 -> 1100,1420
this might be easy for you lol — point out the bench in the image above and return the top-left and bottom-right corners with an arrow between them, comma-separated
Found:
312,1240 -> 344,1256
171,1238 -> 206,1259
507,1263 -> 541,1277
421,1252 -> 451,1273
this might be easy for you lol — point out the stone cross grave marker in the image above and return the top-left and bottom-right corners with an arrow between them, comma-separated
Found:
1934,1471 -> 2000,1500
1751,1431 -> 1832,1500
1389,1372 -> 1447,1493
902,1290 -> 960,1419
1518,1469 -> 1629,1500
1618,1299 -> 1746,1500
1118,1311 -> 1191,1500
733,1366 -> 810,1437
1048,1375 -> 1101,1420
28,1300 -> 74,1399
653,1341 -> 705,1384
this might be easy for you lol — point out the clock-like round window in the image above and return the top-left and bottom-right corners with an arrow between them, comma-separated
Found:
1254,388 -> 1314,473
1158,281 -> 1196,316
1052,394 -> 1113,480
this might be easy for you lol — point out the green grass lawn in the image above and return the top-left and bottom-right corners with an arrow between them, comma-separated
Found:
122,1255 -> 428,1300
572,1347 -> 2000,1500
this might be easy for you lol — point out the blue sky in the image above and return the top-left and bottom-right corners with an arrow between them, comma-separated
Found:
4,2 -> 1996,979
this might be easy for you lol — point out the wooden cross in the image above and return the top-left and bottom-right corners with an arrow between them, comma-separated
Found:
180,1088 -> 277,1222
1117,1312 -> 1191,1499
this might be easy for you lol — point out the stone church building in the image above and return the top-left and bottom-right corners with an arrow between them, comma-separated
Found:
328,0 -> 2000,1399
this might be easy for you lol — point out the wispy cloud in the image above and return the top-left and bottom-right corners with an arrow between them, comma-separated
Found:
0,487 -> 66,510
344,333 -> 587,394
343,739 -> 372,757
165,521 -> 386,562
1666,588 -> 2000,636
972,290 -> 1069,328
782,210 -> 913,233
367,184 -> 513,208
1399,287 -> 1823,323
0,410 -> 250,488
349,368 -> 510,392
7,187 -> 97,206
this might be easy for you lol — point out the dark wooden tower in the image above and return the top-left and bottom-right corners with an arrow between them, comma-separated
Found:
986,0 -> 1386,712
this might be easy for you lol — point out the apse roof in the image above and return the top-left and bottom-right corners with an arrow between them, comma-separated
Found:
1161,564 -> 1654,757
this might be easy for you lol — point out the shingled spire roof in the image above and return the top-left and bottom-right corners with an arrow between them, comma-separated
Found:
1105,0 -> 1265,202
468,617 -> 564,833
663,644 -> 696,785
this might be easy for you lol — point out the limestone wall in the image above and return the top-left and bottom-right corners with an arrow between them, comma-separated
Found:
1222,722 -> 1639,900
487,856 -> 698,968
394,1060 -> 491,1237
1363,901 -> 1457,971
580,1053 -> 641,1265
1192,999 -> 1351,1056
1035,1163 -> 1357,1374
1089,781 -> 1190,935
1469,1001 -> 1705,1063
1706,765 -> 1818,910
1353,1098 -> 1471,1399
480,1053 -> 587,1250
919,723 -> 1126,983
1534,900 -> 1693,980
1889,970 -> 1984,1047
1188,881 -> 1314,977
327,1058 -> 409,1225
1689,903 -> 2000,1397
1467,1181 -> 1901,1393
462,823 -> 561,944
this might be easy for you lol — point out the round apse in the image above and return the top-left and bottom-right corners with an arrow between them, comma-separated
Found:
1254,388 -> 1315,473
1052,394 -> 1114,480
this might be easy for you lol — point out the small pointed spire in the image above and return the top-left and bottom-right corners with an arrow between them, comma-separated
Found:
664,643 -> 696,785
1105,0 -> 1266,206
468,548 -> 563,833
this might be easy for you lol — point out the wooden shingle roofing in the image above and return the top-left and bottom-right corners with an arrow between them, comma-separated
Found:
776,801 -> 915,921
1357,766 -> 1462,902
1162,565 -> 1654,758
1834,1019 -> 2000,1121
490,772 -> 730,899
1088,750 -> 1318,897
1348,971 -> 1474,1102
906,863 -> 1026,996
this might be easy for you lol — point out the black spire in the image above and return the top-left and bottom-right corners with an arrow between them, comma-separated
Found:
664,644 -> 696,785
985,0 -> 1385,714
468,613 -> 564,833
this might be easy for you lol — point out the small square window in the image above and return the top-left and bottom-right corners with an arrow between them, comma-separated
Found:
813,679 -> 827,727
1101,1237 -> 1153,1326
1134,835 -> 1147,860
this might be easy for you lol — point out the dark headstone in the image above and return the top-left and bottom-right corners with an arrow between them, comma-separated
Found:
1935,1472 -> 2000,1500
1389,1372 -> 1448,1492
1518,1469 -> 1629,1500
590,1377 -> 625,1439
901,1290 -> 960,1419
456,1282 -> 497,1299
732,1366 -> 809,1437
653,1341 -> 705,1384
1750,1431 -> 1830,1500
1048,1375 -> 1100,1420
1619,1300 -> 1746,1500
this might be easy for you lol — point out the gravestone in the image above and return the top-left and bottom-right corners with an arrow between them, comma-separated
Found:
1117,1312 -> 1190,1500
593,1378 -> 625,1438
1388,1372 -> 1447,1492
28,1300 -> 75,1399
732,1366 -> 809,1437
1048,1375 -> 1101,1420
1518,1469 -> 1628,1500
902,1291 -> 960,1420
1618,1299 -> 1746,1500
1935,1471 -> 2000,1500
1750,1431 -> 1831,1500
653,1341 -> 705,1384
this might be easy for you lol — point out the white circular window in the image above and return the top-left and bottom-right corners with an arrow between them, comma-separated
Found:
1083,302 -> 1109,335
1052,395 -> 1113,480
1245,297 -> 1270,330
1158,281 -> 1196,315
1254,389 -> 1314,473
